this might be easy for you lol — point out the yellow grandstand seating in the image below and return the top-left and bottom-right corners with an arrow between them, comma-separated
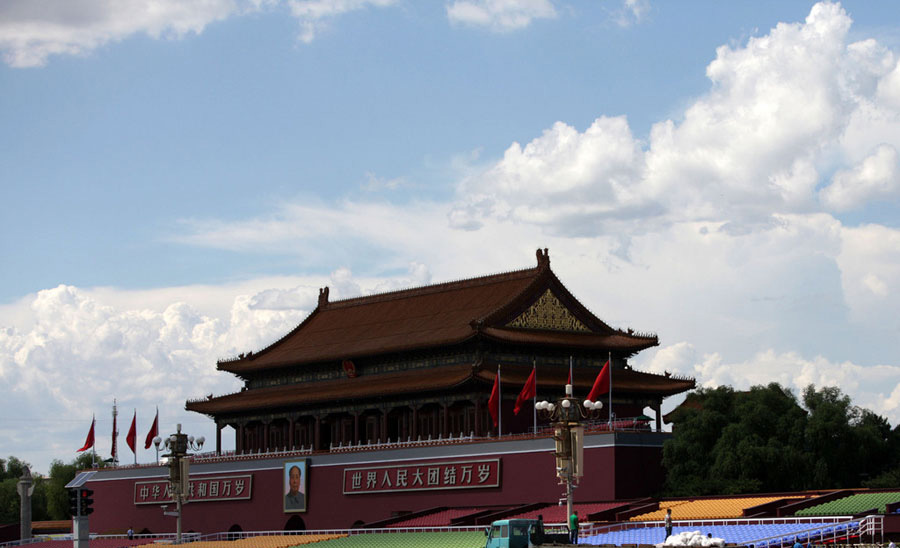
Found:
630,496 -> 803,521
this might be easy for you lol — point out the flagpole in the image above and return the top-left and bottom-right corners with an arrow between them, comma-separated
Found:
155,407 -> 160,464
498,364 -> 502,438
532,360 -> 537,435
608,351 -> 613,429
92,414 -> 97,468
112,399 -> 118,466
133,409 -> 137,465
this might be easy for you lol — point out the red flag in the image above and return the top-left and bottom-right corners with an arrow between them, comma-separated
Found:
514,367 -> 536,415
488,370 -> 500,426
77,417 -> 95,452
126,411 -> 137,454
587,360 -> 610,402
144,408 -> 159,450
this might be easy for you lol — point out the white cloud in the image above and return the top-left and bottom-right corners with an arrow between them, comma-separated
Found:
0,0 -> 402,67
449,2 -> 900,232
287,0 -> 398,43
446,0 -> 556,32
836,223 -> 900,324
0,283 -> 310,471
362,172 -> 405,191
614,0 -> 650,28
820,144 -> 900,210
0,0 -> 242,68
449,117 -> 648,232
647,345 -> 900,426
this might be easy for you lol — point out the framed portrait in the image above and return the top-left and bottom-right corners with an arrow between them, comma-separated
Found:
283,459 -> 307,513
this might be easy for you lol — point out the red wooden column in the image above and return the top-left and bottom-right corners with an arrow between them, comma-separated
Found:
474,398 -> 482,437
442,404 -> 450,438
313,416 -> 321,451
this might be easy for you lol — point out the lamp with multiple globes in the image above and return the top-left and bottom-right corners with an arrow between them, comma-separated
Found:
536,384 -> 603,532
153,424 -> 204,544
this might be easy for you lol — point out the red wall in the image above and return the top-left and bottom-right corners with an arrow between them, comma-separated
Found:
86,440 -> 660,534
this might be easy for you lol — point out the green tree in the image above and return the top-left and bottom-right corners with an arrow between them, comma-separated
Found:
662,385 -> 736,495
664,384 -> 898,497
864,424 -> 900,488
0,453 -> 101,524
0,457 -> 28,481
0,456 -> 33,525
709,383 -> 810,493
802,385 -> 892,488
45,453 -> 96,520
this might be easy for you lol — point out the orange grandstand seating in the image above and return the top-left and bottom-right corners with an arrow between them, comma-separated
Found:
630,496 -> 803,521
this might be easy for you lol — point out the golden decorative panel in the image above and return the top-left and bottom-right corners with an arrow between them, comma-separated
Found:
506,290 -> 590,332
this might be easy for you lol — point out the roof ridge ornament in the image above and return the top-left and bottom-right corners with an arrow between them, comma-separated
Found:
318,287 -> 329,308
536,248 -> 550,269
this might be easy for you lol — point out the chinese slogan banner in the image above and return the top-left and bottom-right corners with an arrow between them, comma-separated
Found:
134,474 -> 253,505
343,458 -> 500,494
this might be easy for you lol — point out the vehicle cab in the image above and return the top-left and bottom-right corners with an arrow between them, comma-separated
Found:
484,518 -> 545,548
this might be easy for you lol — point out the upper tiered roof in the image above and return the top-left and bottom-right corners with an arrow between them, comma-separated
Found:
218,249 -> 659,375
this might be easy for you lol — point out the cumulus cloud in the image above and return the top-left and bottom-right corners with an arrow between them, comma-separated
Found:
646,345 -> 900,426
449,2 -> 900,233
0,0 -> 241,68
287,0 -> 398,43
836,223 -> 900,324
820,144 -> 900,210
0,283 -> 310,471
614,0 -> 650,28
362,171 -> 409,192
446,0 -> 556,31
0,0 -> 402,67
450,117 -> 649,232
168,3 -> 900,361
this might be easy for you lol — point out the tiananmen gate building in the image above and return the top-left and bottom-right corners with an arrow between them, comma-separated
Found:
78,249 -> 695,533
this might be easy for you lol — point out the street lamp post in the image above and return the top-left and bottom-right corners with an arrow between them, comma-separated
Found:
536,384 -> 603,533
154,424 -> 204,544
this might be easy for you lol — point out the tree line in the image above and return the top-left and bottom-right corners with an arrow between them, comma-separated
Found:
662,383 -> 900,496
0,453 -> 101,525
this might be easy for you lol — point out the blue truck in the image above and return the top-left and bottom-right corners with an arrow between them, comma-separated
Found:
483,518 -> 574,548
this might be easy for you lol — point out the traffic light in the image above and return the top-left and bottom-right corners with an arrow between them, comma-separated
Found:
80,488 -> 94,516
68,489 -> 80,516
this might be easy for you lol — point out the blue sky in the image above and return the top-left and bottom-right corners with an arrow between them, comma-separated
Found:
2,0 -> 900,475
